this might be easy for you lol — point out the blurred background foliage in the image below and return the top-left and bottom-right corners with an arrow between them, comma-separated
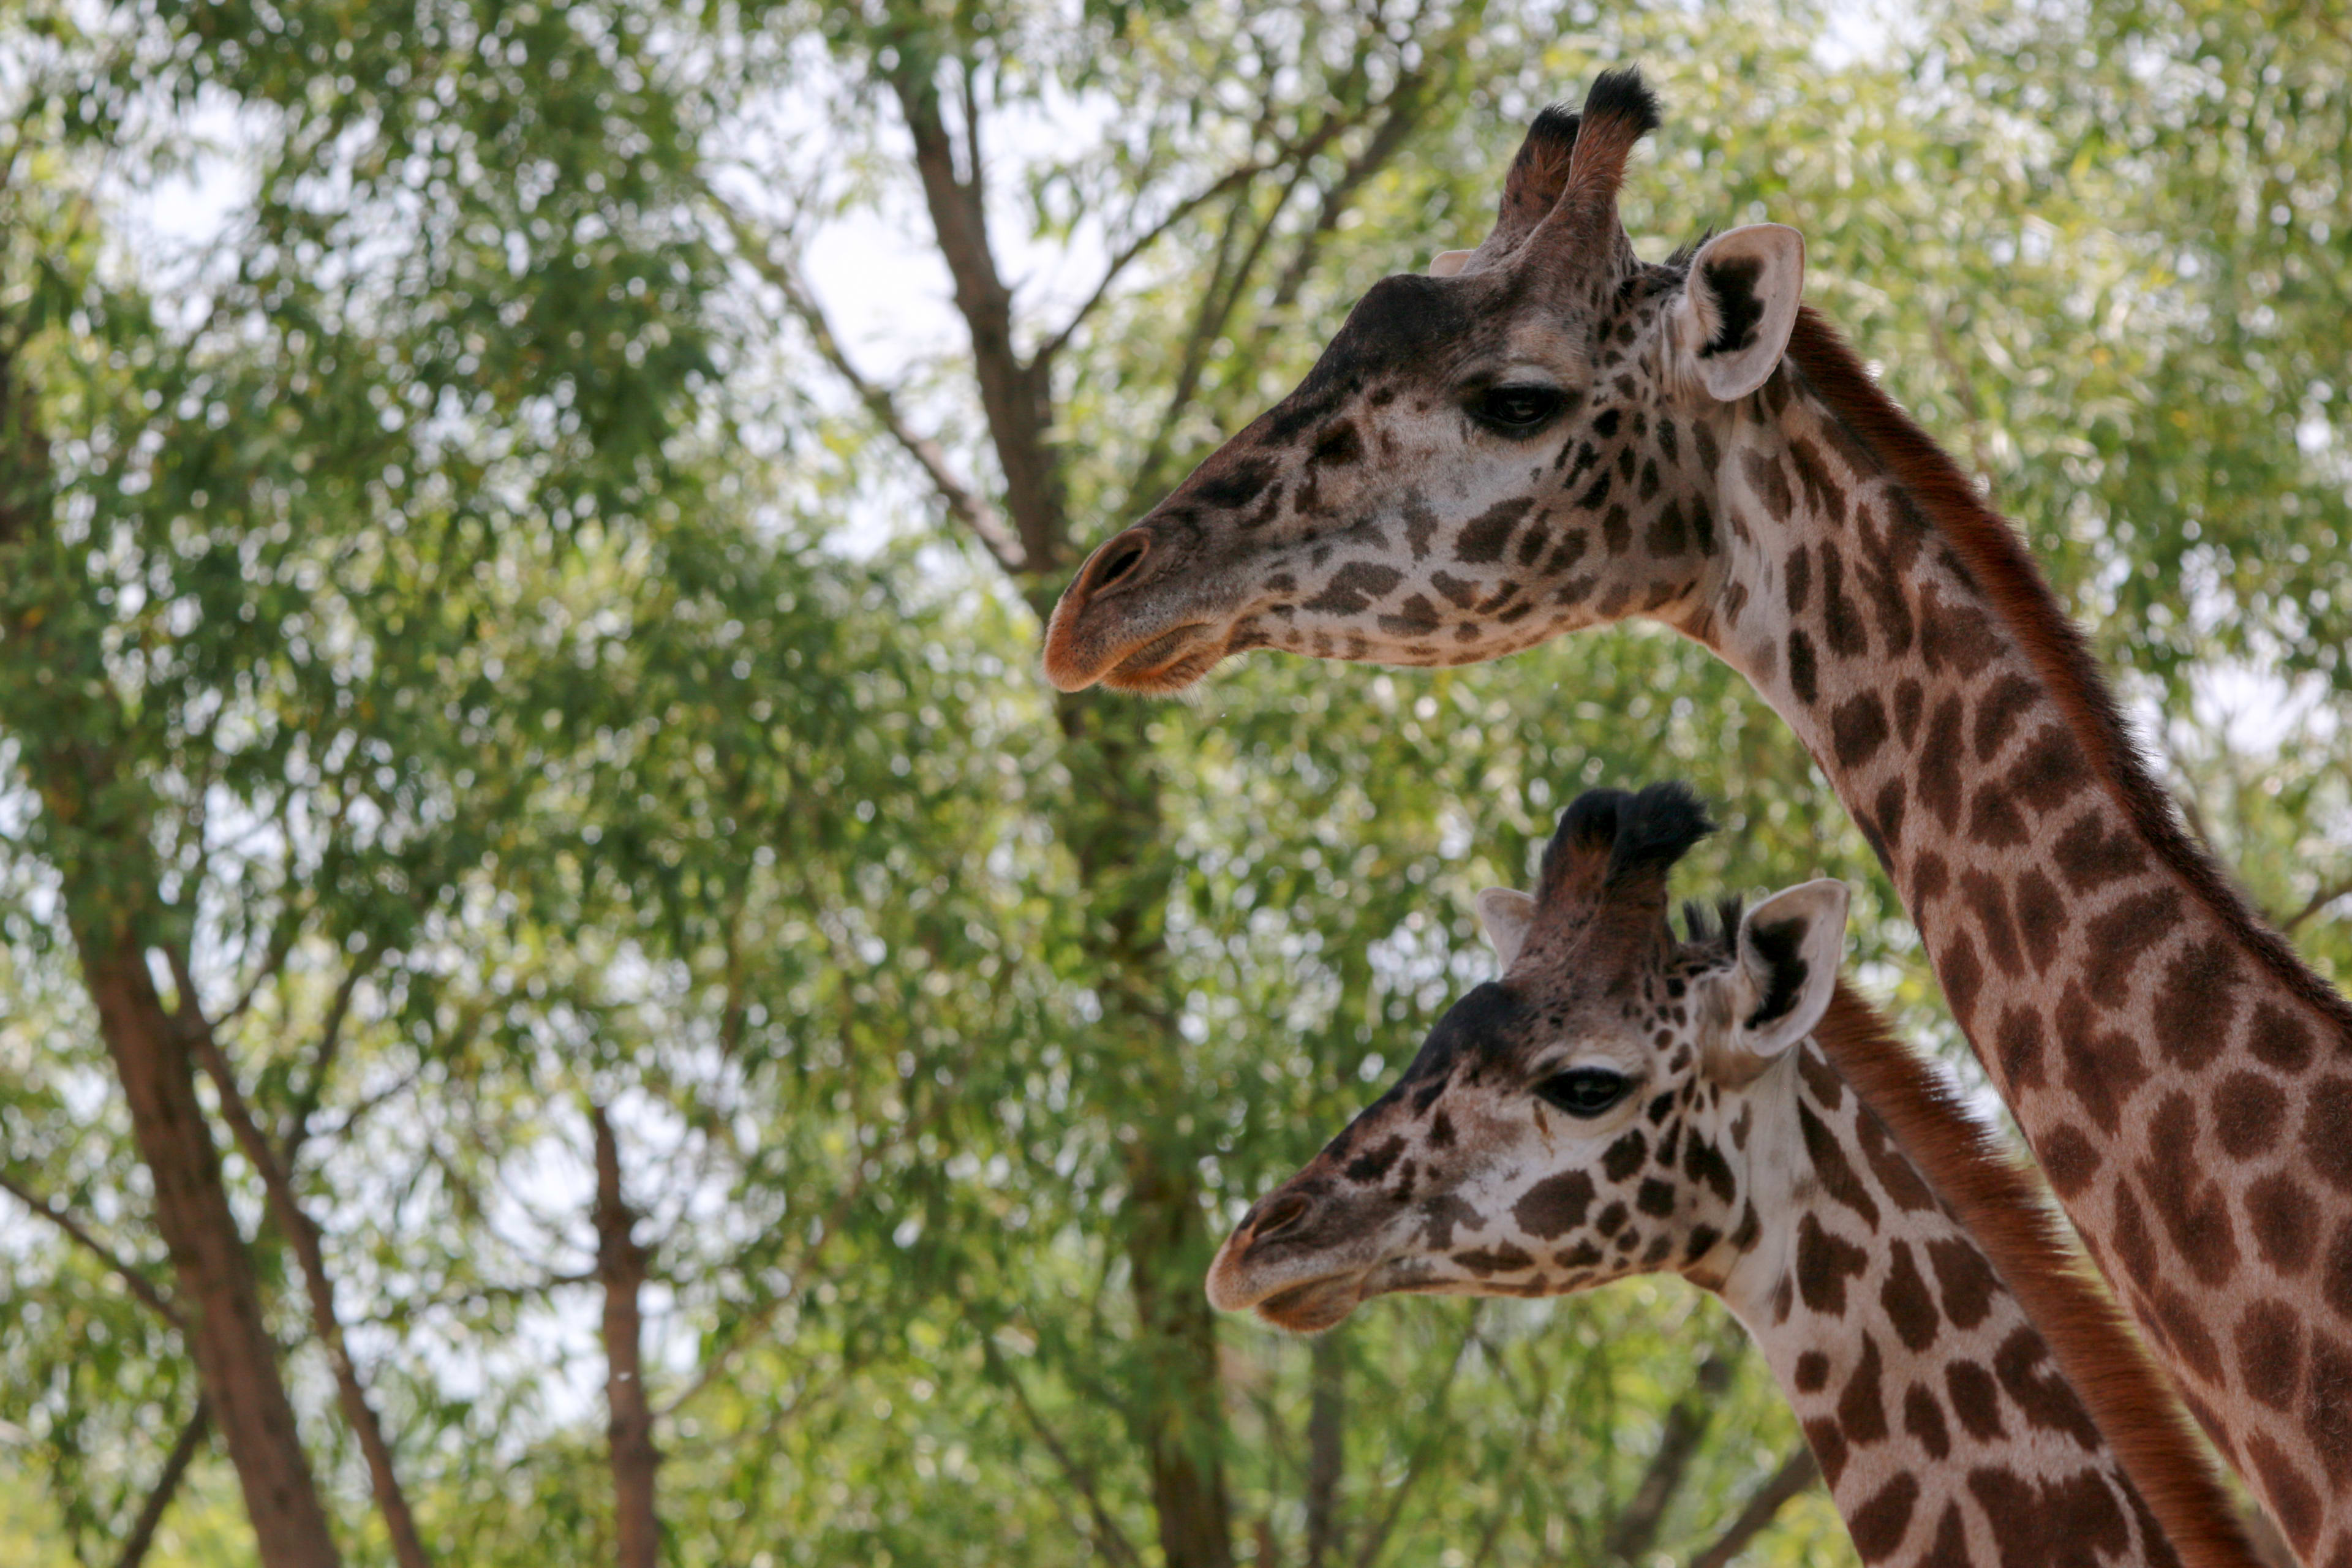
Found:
0,0 -> 2346,1564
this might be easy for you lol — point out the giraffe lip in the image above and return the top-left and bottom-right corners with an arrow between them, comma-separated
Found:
1253,1272 -> 1368,1333
1100,623 -> 1219,692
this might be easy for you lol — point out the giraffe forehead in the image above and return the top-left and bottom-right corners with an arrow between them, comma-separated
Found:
1402,968 -> 1706,1099
1259,270 -> 1585,434
1289,276 -> 1486,401
1398,981 -> 1537,1084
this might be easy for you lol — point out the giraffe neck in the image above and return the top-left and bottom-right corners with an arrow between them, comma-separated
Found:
1662,321 -> 2352,1563
1720,1025 -> 2207,1568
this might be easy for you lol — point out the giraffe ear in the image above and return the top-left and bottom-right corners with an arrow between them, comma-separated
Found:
1672,224 -> 1805,401
1428,249 -> 1475,277
1474,888 -> 1539,968
1732,878 -> 1848,1058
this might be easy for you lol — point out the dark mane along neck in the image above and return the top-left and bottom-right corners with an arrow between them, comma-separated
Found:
1784,306 -> 2352,1040
1813,984 -> 2258,1568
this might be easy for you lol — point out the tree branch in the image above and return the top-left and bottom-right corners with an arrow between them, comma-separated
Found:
981,1335 -> 1147,1568
2280,874 -> 2352,934
1687,1446 -> 1821,1568
1130,169 -> 1313,503
1129,81 -> 1404,505
591,1103 -> 662,1568
113,1397 -> 210,1568
1601,1345 -> 1738,1563
278,949 -> 373,1164
884,51 -> 1065,571
213,903 -> 303,1033
358,1270 -> 596,1327
0,1168 -> 181,1328
1349,1303 -> 1484,1568
1267,56 -> 1442,312
1033,159 -> 1276,368
178,967 -> 437,1568
727,206 -> 1028,576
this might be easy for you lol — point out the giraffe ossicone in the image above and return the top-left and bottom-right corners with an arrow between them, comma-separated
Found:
1210,783 -> 2260,1568
1055,64 -> 2352,1561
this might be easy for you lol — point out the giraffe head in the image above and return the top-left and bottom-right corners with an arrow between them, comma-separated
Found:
1207,782 -> 1848,1331
1044,67 -> 1805,694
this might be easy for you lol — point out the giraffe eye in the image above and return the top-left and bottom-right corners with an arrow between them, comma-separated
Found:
1535,1066 -> 1632,1118
1472,383 -> 1566,434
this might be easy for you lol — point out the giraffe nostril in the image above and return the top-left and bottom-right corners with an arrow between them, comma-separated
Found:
1085,530 -> 1152,597
1252,1191 -> 1315,1243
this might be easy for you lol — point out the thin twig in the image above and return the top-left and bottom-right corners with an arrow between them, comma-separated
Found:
2280,875 -> 2352,934
176,958 -> 437,1568
1350,1304 -> 1485,1568
727,206 -> 1028,576
981,1335 -> 1147,1568
297,1062 -> 426,1150
0,1169 -> 181,1327
654,1165 -> 875,1420
1687,1446 -> 1821,1568
112,1397 -> 210,1568
1033,159 -> 1275,367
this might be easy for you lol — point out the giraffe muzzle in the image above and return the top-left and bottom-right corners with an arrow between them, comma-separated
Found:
1042,523 -> 1241,693
1206,1186 -> 1382,1330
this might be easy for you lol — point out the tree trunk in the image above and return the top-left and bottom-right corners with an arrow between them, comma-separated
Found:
1123,1142 -> 1238,1568
1303,1332 -> 1346,1568
78,932 -> 346,1568
1060,690 -> 1237,1568
799,27 -> 1378,1559
591,1106 -> 662,1568
4,336 -> 344,1568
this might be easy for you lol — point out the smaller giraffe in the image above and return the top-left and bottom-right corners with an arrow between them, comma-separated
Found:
1209,783 -> 2258,1568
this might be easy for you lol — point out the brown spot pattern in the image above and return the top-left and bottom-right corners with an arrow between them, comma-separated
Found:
1798,1212 -> 1871,1316
1838,1332 -> 1890,1445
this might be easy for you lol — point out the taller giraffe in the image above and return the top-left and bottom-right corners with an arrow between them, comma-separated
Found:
1042,69 -> 2352,1565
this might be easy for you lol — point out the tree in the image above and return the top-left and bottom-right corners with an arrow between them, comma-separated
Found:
3,0 -> 2346,1562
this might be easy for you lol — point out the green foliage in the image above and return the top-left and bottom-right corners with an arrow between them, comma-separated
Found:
1,0 -> 2346,1565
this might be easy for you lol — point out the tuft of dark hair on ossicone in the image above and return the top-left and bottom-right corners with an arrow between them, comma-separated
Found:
1581,66 -> 1662,137
1537,781 -> 1713,908
1525,102 -> 1580,156
1562,66 -> 1662,211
